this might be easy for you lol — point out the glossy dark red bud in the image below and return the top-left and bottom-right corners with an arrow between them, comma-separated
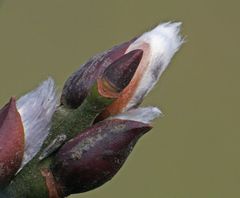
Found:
0,98 -> 24,187
61,39 -> 136,108
52,119 -> 151,196
97,49 -> 143,99
102,49 -> 143,93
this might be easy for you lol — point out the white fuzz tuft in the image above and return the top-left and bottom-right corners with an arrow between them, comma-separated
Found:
109,107 -> 161,124
125,22 -> 183,111
17,78 -> 58,169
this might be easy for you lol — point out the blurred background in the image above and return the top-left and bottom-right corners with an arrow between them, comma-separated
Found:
0,0 -> 239,198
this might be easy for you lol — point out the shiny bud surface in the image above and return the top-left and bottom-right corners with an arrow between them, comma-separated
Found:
97,49 -> 143,98
102,49 -> 143,93
0,98 -> 24,187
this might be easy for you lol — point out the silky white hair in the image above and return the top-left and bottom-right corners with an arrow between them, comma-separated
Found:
109,107 -> 162,124
17,78 -> 58,169
125,22 -> 183,111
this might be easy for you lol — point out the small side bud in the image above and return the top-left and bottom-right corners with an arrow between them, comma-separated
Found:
0,98 -> 24,187
52,119 -> 151,196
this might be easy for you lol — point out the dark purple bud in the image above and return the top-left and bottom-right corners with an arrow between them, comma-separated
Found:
52,119 -> 151,196
61,39 -> 136,108
0,98 -> 24,187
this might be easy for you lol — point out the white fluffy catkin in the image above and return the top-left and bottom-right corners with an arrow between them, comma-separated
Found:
17,78 -> 58,169
124,22 -> 184,111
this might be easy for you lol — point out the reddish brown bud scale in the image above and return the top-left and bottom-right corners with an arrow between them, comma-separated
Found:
102,49 -> 143,93
97,49 -> 143,99
52,119 -> 151,196
0,98 -> 24,187
41,168 -> 62,198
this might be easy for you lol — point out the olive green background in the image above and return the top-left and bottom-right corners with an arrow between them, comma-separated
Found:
0,0 -> 239,198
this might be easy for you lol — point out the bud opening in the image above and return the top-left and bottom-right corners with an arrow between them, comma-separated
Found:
98,22 -> 183,120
